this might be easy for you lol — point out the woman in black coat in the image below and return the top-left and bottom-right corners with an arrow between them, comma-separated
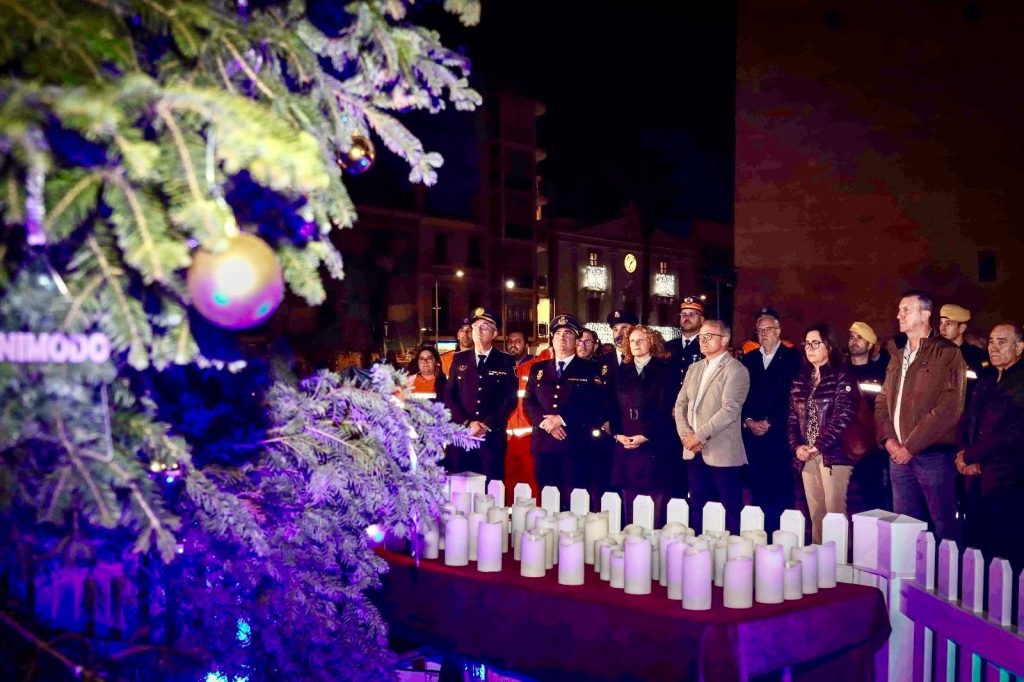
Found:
609,325 -> 678,526
787,323 -> 860,543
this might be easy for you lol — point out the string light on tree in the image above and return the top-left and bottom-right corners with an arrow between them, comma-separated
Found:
336,133 -> 376,176
187,231 -> 284,330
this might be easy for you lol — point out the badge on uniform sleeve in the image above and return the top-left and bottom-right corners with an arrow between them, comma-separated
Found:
536,369 -> 544,380
602,365 -> 608,376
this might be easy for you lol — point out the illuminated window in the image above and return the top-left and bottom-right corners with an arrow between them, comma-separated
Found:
588,250 -> 600,267
658,260 -> 669,274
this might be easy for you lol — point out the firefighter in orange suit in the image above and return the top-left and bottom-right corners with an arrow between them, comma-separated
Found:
503,344 -> 552,505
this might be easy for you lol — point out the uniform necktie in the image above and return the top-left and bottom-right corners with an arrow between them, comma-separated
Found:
557,360 -> 565,378
477,354 -> 485,371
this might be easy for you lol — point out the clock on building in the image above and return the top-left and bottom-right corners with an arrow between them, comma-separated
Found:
624,253 -> 637,273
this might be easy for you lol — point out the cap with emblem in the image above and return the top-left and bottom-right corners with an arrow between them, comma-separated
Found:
470,307 -> 500,328
849,321 -> 877,345
939,304 -> 971,323
754,306 -> 781,323
679,296 -> 705,315
457,317 -> 472,329
606,309 -> 639,326
550,314 -> 583,336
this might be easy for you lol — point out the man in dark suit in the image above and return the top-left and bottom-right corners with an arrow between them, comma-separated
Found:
741,307 -> 802,534
664,295 -> 706,388
593,309 -> 637,506
443,308 -> 518,483
595,309 -> 638,373
524,315 -> 607,505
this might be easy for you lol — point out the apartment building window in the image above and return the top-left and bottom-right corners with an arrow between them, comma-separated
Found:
978,250 -> 997,283
588,250 -> 600,267
587,295 -> 601,324
468,236 -> 482,268
433,233 -> 449,265
658,260 -> 669,274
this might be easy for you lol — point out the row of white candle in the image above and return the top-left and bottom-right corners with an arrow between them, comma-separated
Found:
419,494 -> 838,610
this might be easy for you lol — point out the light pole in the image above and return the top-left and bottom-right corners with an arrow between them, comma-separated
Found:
433,269 -> 465,344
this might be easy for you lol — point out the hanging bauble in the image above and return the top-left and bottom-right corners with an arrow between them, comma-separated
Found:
186,232 -> 284,330
337,133 -> 376,176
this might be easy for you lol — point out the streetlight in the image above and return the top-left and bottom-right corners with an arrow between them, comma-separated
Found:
505,279 -> 515,289
433,269 -> 466,344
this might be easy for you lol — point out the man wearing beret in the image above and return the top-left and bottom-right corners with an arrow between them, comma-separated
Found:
938,304 -> 986,378
440,317 -> 474,377
665,296 -> 706,388
740,306 -> 802,534
443,308 -> 518,483
847,321 -> 892,513
523,315 -> 607,505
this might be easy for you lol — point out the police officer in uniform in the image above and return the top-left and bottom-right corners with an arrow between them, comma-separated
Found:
596,309 -> 639,373
443,308 -> 518,482
665,296 -> 706,388
524,315 -> 607,506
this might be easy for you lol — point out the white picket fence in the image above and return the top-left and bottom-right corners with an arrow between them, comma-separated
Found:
447,474 -> 1024,682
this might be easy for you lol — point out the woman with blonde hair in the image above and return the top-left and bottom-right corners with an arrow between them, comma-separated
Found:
609,325 -> 678,525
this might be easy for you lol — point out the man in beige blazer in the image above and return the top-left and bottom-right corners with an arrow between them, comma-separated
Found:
674,320 -> 750,533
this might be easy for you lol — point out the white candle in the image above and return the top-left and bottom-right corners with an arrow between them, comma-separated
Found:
686,537 -> 710,553
468,512 -> 485,561
800,545 -> 819,594
784,560 -> 803,600
818,541 -> 837,588
520,531 -> 546,578
584,512 -> 609,565
623,534 -> 652,595
558,531 -> 585,585
713,540 -> 728,587
439,502 -> 455,550
526,507 -> 548,532
754,544 -> 785,604
422,519 -> 440,560
610,549 -> 625,589
649,530 -> 661,582
622,524 -> 645,537
474,493 -> 494,516
706,529 -> 730,542
557,511 -> 577,534
594,537 -> 613,573
723,557 -> 754,609
476,521 -> 503,572
600,542 -> 615,581
513,529 -> 523,561
541,528 -> 555,569
452,491 -> 472,516
666,540 -> 685,600
537,518 -> 558,567
741,529 -> 769,546
773,529 -> 798,562
682,547 -> 712,611
511,499 -> 535,535
444,514 -> 469,566
727,536 -> 755,560
487,507 -> 509,553
659,530 -> 686,587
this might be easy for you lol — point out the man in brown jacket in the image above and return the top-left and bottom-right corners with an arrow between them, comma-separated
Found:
875,291 -> 966,541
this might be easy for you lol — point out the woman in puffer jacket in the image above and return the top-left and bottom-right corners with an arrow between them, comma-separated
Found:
787,323 -> 861,543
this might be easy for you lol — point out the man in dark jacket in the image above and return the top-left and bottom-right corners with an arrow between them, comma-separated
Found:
741,307 -> 802,534
664,296 -> 706,388
957,322 -> 1024,572
523,315 -> 607,505
875,291 -> 966,542
443,308 -> 518,483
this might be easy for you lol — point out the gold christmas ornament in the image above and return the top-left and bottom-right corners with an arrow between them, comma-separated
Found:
186,232 -> 285,330
337,133 -> 376,176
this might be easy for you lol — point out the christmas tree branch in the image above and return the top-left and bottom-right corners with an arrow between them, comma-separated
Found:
53,408 -> 117,528
0,610 -> 94,682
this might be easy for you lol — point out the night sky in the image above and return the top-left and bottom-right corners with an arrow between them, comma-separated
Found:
348,0 -> 737,234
